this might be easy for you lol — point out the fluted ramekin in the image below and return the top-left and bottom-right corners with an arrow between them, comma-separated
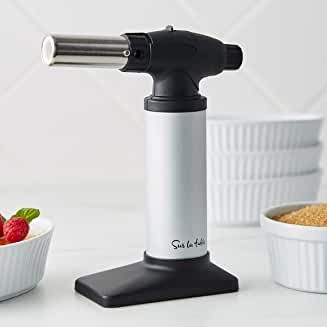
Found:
0,218 -> 53,301
208,144 -> 322,180
261,202 -> 327,293
207,114 -> 323,152
207,170 -> 321,225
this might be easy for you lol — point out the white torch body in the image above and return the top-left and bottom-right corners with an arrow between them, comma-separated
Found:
145,110 -> 207,260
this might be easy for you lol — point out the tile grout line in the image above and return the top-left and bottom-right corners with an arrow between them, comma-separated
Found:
0,57 -> 40,100
0,0 -> 47,99
85,70 -> 143,127
11,0 -> 48,34
299,83 -> 327,113
175,0 -> 202,30
0,1 -> 47,99
221,0 -> 291,114
223,0 -> 272,38
240,67 -> 288,113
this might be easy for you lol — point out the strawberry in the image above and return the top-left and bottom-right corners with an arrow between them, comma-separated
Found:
4,217 -> 29,243
0,214 -> 4,237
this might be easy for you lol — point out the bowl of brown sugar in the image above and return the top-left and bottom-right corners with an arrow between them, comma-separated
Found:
261,202 -> 327,293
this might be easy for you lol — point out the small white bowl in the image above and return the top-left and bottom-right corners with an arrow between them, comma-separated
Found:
0,218 -> 53,301
261,202 -> 327,293
207,114 -> 323,152
208,144 -> 322,180
208,170 -> 321,225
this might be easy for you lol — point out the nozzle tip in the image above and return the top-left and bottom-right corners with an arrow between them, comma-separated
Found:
225,44 -> 243,70
42,36 -> 56,66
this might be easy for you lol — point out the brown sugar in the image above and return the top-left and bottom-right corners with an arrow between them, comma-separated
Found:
274,204 -> 327,227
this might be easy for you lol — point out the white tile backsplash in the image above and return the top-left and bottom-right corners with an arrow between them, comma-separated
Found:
235,0 -> 327,111
1,0 -> 326,191
0,2 -> 42,96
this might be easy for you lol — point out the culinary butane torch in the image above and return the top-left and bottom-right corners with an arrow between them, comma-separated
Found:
42,26 -> 243,307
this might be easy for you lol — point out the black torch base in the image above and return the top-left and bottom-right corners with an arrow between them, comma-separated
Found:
75,252 -> 238,308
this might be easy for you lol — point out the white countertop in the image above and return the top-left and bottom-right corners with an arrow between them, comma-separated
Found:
1,188 -> 326,325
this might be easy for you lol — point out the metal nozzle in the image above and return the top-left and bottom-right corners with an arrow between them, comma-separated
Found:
41,35 -> 130,69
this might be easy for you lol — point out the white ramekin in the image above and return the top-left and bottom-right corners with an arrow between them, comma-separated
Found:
207,114 -> 323,152
261,202 -> 327,293
207,170 -> 321,225
0,218 -> 53,301
208,144 -> 322,180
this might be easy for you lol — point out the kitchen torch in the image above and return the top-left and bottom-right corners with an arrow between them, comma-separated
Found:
42,26 -> 243,307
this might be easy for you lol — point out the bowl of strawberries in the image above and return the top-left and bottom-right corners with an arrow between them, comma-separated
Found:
0,208 -> 53,301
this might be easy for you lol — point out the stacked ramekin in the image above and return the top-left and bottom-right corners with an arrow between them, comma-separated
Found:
207,114 -> 323,225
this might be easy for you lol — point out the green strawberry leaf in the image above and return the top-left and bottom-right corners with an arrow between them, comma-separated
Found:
13,208 -> 40,223
0,214 -> 5,222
